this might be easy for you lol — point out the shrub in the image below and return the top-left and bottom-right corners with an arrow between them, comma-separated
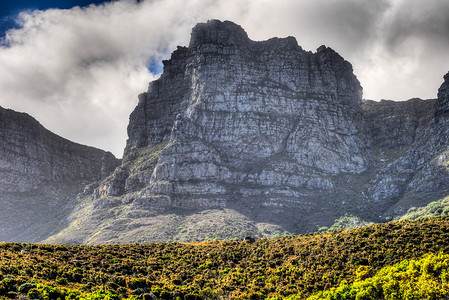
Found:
56,277 -> 68,285
27,288 -> 41,299
18,282 -> 36,294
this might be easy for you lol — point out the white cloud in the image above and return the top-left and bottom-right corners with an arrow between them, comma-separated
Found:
0,0 -> 448,157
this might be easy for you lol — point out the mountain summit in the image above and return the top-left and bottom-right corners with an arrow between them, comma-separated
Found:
3,20 -> 449,243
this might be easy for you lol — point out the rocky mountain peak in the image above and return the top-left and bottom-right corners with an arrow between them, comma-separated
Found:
0,106 -> 120,192
114,20 -> 369,216
435,71 -> 449,125
189,19 -> 249,48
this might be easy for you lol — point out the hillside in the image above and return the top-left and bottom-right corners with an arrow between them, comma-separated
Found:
2,217 -> 449,299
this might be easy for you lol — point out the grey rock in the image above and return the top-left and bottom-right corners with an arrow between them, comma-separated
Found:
362,76 -> 449,214
435,72 -> 449,125
0,107 -> 120,193
363,98 -> 434,149
0,106 -> 121,241
116,19 -> 369,212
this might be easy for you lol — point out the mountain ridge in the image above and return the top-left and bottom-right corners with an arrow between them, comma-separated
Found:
0,106 -> 121,242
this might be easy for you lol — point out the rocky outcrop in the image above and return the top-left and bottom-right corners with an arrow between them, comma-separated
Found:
435,72 -> 449,125
362,99 -> 437,206
363,98 -> 435,149
0,107 -> 120,193
0,107 -> 120,241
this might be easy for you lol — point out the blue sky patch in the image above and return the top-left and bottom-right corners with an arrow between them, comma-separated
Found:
0,0 -> 110,38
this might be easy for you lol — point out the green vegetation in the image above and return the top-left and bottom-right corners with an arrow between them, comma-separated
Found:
318,214 -> 374,232
2,217 -> 449,299
126,142 -> 173,173
309,252 -> 449,299
399,196 -> 449,221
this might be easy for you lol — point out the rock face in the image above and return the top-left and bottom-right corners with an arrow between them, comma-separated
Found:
363,98 -> 433,150
119,20 -> 368,211
0,107 -> 119,193
0,107 -> 120,241
362,99 -> 439,207
360,72 -> 449,216
435,72 -> 449,125
24,21 -> 449,244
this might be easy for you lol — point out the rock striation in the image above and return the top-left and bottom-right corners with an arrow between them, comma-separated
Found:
0,107 -> 120,241
361,72 -> 449,215
0,107 -> 120,193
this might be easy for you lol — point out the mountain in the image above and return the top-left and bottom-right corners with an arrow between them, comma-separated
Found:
0,107 -> 120,242
3,20 -> 449,244
39,20 -> 449,244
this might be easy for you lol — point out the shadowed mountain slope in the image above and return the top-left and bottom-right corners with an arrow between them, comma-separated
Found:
0,106 -> 120,242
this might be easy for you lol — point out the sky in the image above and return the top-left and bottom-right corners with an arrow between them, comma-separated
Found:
0,0 -> 448,158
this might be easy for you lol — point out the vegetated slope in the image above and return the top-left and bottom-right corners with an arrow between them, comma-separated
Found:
0,106 -> 121,242
398,195 -> 449,221
309,252 -> 449,299
2,217 -> 449,299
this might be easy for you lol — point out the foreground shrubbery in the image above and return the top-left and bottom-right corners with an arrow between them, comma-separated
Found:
309,252 -> 449,299
1,217 -> 449,299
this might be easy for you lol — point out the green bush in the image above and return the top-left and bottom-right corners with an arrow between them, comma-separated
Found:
18,282 -> 36,293
308,253 -> 449,299
27,288 -> 41,299
56,277 -> 68,285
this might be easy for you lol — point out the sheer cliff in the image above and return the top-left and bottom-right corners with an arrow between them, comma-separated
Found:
30,20 -> 449,244
0,107 -> 120,242
113,20 -> 369,208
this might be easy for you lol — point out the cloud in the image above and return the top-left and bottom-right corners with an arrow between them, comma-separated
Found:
384,0 -> 449,51
237,0 -> 391,53
354,0 -> 449,101
0,0 -> 448,157
0,0 -> 188,157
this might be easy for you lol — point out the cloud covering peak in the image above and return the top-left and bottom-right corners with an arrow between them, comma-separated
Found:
0,0 -> 448,157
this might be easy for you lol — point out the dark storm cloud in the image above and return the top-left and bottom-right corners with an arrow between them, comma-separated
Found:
385,0 -> 449,52
300,0 -> 391,53
351,0 -> 449,101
